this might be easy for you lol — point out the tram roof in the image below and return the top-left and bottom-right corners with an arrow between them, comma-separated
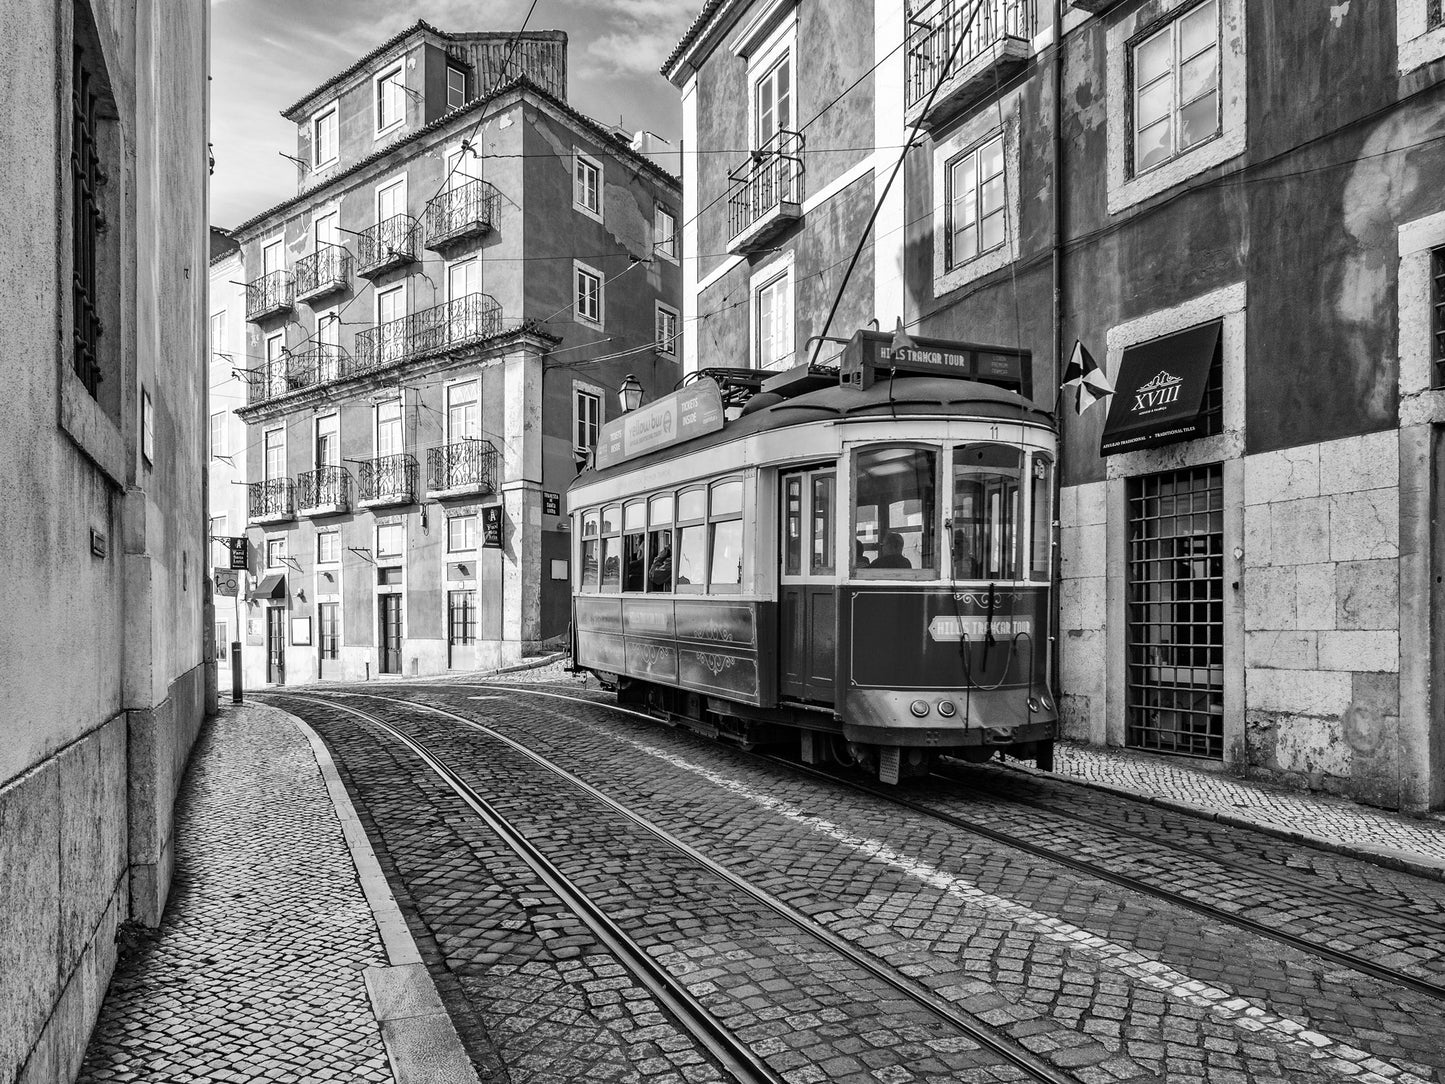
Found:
573,375 -> 1053,487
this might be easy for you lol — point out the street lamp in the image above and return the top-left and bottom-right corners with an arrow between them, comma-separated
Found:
618,373 -> 644,412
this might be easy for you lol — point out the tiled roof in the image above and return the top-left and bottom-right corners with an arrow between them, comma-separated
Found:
661,0 -> 732,79
230,76 -> 679,240
281,20 -> 446,121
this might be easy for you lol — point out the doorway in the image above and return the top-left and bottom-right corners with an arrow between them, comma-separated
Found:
379,594 -> 402,675
779,466 -> 837,703
266,606 -> 286,684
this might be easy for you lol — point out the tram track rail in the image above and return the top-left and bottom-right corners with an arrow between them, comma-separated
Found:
465,680 -> 1445,1008
272,690 -> 1078,1084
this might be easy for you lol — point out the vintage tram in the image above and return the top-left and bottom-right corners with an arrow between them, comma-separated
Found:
567,329 -> 1059,784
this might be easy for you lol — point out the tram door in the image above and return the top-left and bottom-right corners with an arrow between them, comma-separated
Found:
779,467 -> 837,703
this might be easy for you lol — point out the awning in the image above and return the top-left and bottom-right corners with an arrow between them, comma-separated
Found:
1100,321 -> 1220,456
248,573 -> 286,600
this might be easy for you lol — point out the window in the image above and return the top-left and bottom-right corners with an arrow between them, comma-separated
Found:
675,487 -> 707,591
209,311 -> 227,360
655,304 -> 678,356
1132,0 -> 1220,176
621,502 -> 647,592
1029,454 -> 1053,581
71,30 -> 112,400
580,511 -> 600,589
377,177 -> 406,222
317,530 -> 339,564
754,53 -> 792,149
573,152 -> 601,218
210,516 -> 227,562
1433,247 -> 1445,388
1400,0 -> 1445,72
376,65 -> 404,132
446,380 -> 479,442
216,622 -> 229,660
855,446 -> 937,575
264,332 -> 287,397
210,412 -> 226,458
647,495 -> 675,592
376,398 -> 402,457
446,66 -> 466,110
951,444 -> 1023,581
266,536 -> 287,569
376,522 -> 403,561
376,284 -> 405,364
655,207 -> 677,260
312,105 -> 338,168
947,135 -> 1006,269
449,590 -> 477,645
600,504 -> 621,590
318,603 -> 340,660
708,480 -> 745,591
575,262 -> 602,326
755,272 -> 792,370
315,413 -> 339,468
263,428 -> 285,483
574,389 -> 601,452
449,515 -> 477,552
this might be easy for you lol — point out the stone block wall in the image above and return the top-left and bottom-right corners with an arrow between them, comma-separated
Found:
1241,431 -> 1402,805
1058,480 -> 1108,743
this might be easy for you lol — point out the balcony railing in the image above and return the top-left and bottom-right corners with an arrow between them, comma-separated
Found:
297,464 -> 352,515
726,129 -> 804,255
248,345 -> 347,404
294,243 -> 352,304
351,293 -> 503,374
424,179 -> 501,251
357,453 -> 418,507
904,0 -> 1035,125
356,214 -> 419,277
427,438 -> 498,497
245,270 -> 294,322
248,478 -> 295,523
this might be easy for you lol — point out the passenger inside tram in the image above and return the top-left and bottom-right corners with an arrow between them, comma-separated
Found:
871,532 -> 912,569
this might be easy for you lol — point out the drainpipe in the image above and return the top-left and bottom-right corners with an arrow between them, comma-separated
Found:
1050,0 -> 1066,718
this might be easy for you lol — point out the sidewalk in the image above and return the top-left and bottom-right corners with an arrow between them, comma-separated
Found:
76,701 -> 478,1084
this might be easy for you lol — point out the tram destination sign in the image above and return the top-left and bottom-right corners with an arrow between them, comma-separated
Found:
595,380 -> 725,470
841,330 -> 1029,396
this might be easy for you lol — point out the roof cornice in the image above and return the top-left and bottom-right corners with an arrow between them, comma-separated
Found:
662,0 -> 741,84
281,20 -> 446,121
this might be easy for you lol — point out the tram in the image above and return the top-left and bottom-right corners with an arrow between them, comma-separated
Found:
566,329 -> 1059,784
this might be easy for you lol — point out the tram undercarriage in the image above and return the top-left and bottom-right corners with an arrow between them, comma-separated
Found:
607,673 -> 1056,784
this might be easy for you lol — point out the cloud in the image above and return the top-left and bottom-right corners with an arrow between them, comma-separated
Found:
585,28 -> 690,77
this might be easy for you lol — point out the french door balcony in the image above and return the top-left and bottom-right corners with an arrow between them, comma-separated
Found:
356,215 -> 419,278
297,464 -> 352,517
245,270 -> 294,322
294,243 -> 351,304
248,478 -> 295,524
726,129 -> 804,256
357,453 -> 418,508
351,293 -> 503,375
427,438 -> 498,499
424,179 -> 501,252
904,0 -> 1035,130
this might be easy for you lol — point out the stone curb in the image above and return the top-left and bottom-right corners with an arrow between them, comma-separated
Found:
278,704 -> 483,1084
999,758 -> 1445,884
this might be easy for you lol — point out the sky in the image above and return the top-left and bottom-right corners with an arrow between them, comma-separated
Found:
209,0 -> 699,227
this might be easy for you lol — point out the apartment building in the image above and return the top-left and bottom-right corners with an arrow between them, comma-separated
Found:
664,0 -> 1445,811
0,1 -> 210,1078
216,22 -> 682,686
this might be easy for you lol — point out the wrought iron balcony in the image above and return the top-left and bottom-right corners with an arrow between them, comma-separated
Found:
1068,0 -> 1124,11
245,270 -> 294,322
357,453 -> 418,508
248,478 -> 295,524
904,0 -> 1035,129
726,130 -> 804,255
297,464 -> 352,516
294,243 -> 352,304
248,345 -> 347,404
427,438 -> 498,498
350,293 -> 503,374
424,179 -> 501,251
356,214 -> 419,278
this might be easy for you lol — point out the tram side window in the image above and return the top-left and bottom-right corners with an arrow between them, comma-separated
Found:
600,503 -> 621,591
1030,454 -> 1053,582
647,493 -> 674,591
580,511 -> 600,589
952,444 -> 1023,580
855,447 -> 937,573
709,478 -> 744,592
675,486 -> 707,591
622,501 -> 647,592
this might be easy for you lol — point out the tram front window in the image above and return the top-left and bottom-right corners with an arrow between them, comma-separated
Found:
855,446 -> 937,573
952,444 -> 1023,580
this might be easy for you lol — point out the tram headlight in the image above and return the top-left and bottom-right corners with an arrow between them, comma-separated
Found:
936,700 -> 956,718
909,699 -> 930,718
1027,696 -> 1041,713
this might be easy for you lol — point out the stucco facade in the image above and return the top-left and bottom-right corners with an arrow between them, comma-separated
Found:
667,0 -> 1445,811
214,23 -> 681,687
0,2 -> 210,1081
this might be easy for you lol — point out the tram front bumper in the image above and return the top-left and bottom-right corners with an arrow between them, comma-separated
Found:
840,685 -> 1058,749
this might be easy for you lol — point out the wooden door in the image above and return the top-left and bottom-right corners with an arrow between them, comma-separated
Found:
266,607 -> 286,684
379,594 -> 402,674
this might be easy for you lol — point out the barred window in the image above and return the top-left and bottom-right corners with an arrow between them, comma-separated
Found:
1433,247 -> 1445,388
72,42 -> 107,397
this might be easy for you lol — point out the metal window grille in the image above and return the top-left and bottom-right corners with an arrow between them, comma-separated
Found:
1198,331 -> 1223,435
319,603 -> 340,660
1433,247 -> 1445,388
449,590 -> 477,645
72,47 -> 106,396
1431,0 -> 1444,30
1126,464 -> 1224,758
